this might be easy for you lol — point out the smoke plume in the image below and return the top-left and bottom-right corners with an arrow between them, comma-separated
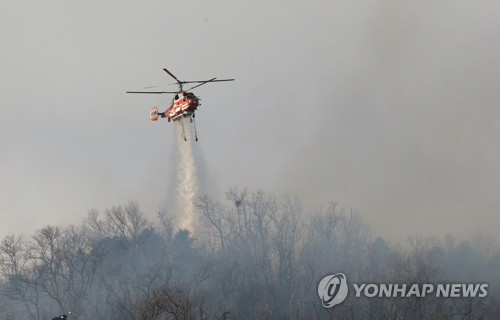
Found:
174,119 -> 199,232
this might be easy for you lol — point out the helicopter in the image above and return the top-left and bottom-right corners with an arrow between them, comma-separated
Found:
127,68 -> 234,141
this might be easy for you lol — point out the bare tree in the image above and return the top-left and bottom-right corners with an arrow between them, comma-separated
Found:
139,286 -> 231,320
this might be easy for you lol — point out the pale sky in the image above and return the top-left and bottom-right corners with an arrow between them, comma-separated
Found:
1,0 -> 499,240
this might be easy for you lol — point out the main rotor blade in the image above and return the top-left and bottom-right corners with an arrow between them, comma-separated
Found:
185,78 -> 217,91
163,68 -> 181,84
181,79 -> 235,84
126,91 -> 177,94
143,85 -> 165,89
209,78 -> 235,82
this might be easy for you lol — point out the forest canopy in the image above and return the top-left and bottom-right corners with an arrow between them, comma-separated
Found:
0,189 -> 499,319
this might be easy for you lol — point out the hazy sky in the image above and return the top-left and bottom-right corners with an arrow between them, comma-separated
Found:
1,0 -> 499,240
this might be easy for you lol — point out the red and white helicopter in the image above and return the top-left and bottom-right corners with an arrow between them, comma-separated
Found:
127,68 -> 234,141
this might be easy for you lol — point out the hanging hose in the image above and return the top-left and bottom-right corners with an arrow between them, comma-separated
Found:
192,114 -> 198,141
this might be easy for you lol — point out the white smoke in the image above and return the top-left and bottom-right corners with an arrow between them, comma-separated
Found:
174,119 -> 199,232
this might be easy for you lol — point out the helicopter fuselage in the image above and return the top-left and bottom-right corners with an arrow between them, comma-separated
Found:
165,91 -> 199,121
150,91 -> 199,122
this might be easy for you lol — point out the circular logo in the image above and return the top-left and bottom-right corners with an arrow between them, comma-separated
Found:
318,273 -> 349,308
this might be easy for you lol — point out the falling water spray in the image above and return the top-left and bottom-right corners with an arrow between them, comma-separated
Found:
174,119 -> 199,232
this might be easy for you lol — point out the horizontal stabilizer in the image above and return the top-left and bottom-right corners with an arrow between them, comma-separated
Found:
150,107 -> 159,121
